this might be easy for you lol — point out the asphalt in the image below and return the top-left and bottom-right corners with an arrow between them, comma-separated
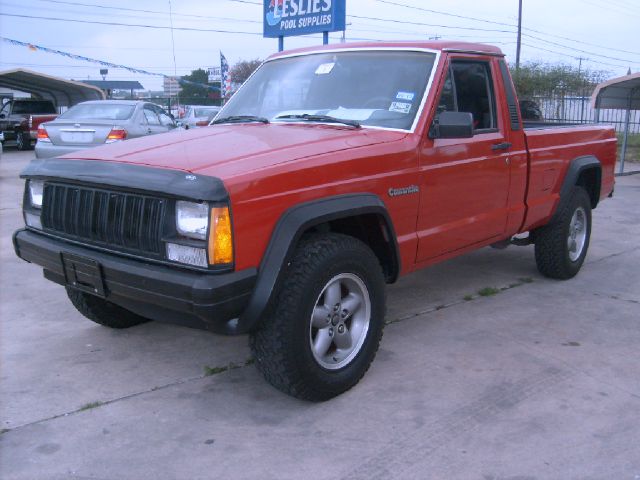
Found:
1,148 -> 639,480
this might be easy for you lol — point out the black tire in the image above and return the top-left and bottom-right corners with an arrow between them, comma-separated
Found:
534,186 -> 592,279
250,233 -> 386,401
66,287 -> 151,328
16,131 -> 33,151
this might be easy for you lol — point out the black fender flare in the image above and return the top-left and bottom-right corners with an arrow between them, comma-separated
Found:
235,193 -> 400,334
553,155 -> 602,219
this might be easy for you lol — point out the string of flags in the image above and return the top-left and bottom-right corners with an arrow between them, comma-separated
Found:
1,36 -> 221,92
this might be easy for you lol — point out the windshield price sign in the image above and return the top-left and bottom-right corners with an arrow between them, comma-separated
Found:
264,0 -> 346,38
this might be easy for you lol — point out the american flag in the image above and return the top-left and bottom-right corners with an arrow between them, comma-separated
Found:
220,52 -> 231,99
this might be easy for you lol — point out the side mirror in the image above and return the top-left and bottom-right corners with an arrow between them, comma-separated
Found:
429,111 -> 474,139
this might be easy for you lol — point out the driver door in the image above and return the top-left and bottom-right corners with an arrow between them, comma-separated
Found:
416,57 -> 511,262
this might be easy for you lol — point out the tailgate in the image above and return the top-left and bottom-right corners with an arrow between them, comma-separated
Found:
31,115 -> 58,130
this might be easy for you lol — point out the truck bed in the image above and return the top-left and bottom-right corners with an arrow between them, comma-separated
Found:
522,124 -> 617,231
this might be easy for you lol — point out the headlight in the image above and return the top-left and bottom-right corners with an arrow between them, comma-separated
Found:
29,180 -> 44,208
175,201 -> 208,240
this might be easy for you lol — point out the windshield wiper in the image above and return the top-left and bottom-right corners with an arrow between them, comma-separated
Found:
276,114 -> 361,129
211,115 -> 270,125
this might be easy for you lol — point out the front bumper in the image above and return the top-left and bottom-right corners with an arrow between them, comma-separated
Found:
13,229 -> 257,334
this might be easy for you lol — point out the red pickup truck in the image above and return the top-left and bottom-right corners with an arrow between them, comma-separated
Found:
0,99 -> 58,150
14,42 -> 616,400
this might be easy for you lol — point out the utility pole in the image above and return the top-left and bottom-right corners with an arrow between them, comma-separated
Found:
515,0 -> 523,72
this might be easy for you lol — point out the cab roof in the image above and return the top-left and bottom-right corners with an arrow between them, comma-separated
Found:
268,41 -> 504,60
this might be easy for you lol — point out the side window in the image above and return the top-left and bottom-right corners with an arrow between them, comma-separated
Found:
435,61 -> 498,132
451,61 -> 497,131
143,106 -> 160,125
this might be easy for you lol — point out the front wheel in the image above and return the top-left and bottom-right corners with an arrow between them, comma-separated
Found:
250,233 -> 386,401
534,186 -> 592,279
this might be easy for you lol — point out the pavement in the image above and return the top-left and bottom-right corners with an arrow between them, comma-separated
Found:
1,148 -> 639,480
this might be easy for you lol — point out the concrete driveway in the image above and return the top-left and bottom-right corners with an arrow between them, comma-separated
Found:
1,149 -> 639,480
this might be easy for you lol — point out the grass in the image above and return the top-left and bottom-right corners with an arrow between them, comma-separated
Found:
477,287 -> 501,297
618,133 -> 640,163
463,294 -> 474,301
79,401 -> 103,411
204,365 -> 229,376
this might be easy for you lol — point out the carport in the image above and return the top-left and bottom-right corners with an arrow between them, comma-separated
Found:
0,68 -> 105,108
591,72 -> 640,174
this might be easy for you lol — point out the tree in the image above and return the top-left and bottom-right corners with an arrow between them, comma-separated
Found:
230,59 -> 263,84
180,69 -> 219,105
511,61 -> 609,98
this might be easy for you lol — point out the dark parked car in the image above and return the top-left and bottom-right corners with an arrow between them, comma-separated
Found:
519,99 -> 543,120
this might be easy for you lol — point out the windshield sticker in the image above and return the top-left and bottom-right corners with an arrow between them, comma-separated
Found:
315,62 -> 335,75
389,102 -> 412,114
396,91 -> 415,101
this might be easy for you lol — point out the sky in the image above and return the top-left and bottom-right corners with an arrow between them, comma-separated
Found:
1,0 -> 639,92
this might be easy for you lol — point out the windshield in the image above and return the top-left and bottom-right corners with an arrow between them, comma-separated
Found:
194,107 -> 219,117
12,101 -> 56,115
219,50 -> 437,130
59,104 -> 135,120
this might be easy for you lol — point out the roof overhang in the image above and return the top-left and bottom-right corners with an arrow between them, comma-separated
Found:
0,68 -> 105,107
591,72 -> 640,110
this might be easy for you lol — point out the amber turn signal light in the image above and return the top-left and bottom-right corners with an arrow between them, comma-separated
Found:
208,207 -> 233,264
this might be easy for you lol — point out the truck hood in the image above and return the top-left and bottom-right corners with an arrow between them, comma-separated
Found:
63,123 -> 406,179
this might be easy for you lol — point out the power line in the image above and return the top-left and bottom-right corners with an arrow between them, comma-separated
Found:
580,0 -> 640,19
521,32 -> 640,64
21,0 -> 640,60
4,6 -> 638,71
372,0 -> 640,58
376,0 -> 517,28
0,12 -> 264,34
520,43 -> 629,70
31,0 -> 263,24
348,14 -> 516,34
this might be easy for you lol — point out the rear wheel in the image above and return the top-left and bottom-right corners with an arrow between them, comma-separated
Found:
534,186 -> 592,279
250,233 -> 386,401
66,287 -> 151,328
16,131 -> 32,151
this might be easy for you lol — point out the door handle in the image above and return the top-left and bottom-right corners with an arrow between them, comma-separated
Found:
491,142 -> 512,151
147,128 -> 152,134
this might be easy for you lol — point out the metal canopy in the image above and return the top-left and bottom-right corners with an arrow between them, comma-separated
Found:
591,72 -> 640,174
0,68 -> 105,107
591,72 -> 640,110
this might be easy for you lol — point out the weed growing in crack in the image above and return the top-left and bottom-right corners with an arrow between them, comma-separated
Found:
478,287 -> 500,297
79,401 -> 103,411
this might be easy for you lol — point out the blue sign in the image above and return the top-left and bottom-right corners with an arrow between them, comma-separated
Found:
263,0 -> 346,38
